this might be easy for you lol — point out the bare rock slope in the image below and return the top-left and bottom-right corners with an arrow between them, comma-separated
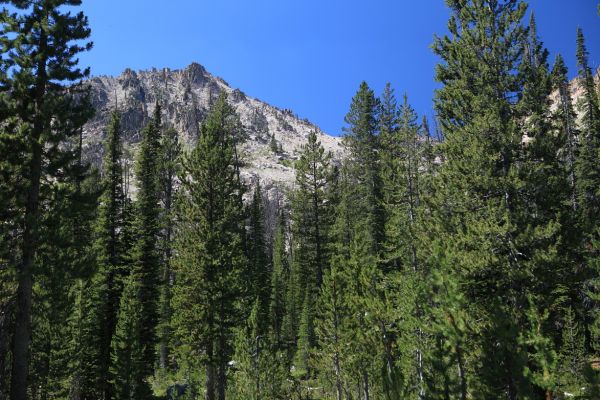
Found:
83,62 -> 343,195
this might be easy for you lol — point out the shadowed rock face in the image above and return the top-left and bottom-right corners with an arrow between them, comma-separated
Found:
82,62 -> 344,198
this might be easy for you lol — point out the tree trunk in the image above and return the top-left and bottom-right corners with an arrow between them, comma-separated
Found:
334,351 -> 342,400
206,343 -> 216,400
10,141 -> 42,400
362,370 -> 369,400
456,343 -> 467,400
10,16 -> 48,400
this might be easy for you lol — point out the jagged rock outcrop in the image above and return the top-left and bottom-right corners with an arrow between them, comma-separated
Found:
82,62 -> 344,198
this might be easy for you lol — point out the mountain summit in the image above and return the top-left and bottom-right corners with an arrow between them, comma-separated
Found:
83,62 -> 343,195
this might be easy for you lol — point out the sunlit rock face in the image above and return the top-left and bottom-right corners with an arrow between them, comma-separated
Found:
83,62 -> 344,200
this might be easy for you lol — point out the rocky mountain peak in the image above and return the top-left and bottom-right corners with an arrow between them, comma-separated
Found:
83,62 -> 344,198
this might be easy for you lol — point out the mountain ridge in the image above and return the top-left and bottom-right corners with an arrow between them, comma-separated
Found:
82,62 -> 344,197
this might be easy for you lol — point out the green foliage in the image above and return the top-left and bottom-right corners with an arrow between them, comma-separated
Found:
247,182 -> 272,334
171,92 -> 247,398
229,300 -> 291,400
269,133 -> 281,154
0,1 -> 94,398
3,1 -> 600,398
110,275 -> 152,400
342,82 -> 384,253
270,211 -> 290,348
157,126 -> 181,373
292,130 -> 334,291
82,111 -> 129,399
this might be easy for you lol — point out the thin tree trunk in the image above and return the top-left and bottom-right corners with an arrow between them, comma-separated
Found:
206,342 -> 216,400
334,351 -> 342,400
10,140 -> 41,400
456,343 -> 467,400
11,16 -> 50,399
362,370 -> 369,400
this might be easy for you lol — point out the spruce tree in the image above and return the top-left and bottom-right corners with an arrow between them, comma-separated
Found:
0,2 -> 92,398
575,28 -> 600,234
110,275 -> 149,400
157,126 -> 181,371
111,105 -> 163,397
247,182 -> 271,335
229,300 -> 290,400
289,129 -> 334,374
81,111 -> 127,399
29,166 -> 98,399
270,211 -> 289,348
292,129 -> 334,292
551,54 -> 579,211
315,257 -> 350,400
342,82 -> 384,254
171,92 -> 247,400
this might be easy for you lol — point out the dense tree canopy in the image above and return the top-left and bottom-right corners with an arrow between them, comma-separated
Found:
1,1 -> 599,399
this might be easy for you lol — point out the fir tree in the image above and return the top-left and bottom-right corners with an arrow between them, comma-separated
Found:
292,129 -> 334,292
551,54 -> 579,211
83,111 -> 127,399
269,133 -> 279,154
110,275 -> 150,400
269,211 -> 289,348
247,182 -> 271,335
575,28 -> 600,234
157,126 -> 181,371
229,300 -> 290,400
171,92 -> 247,400
342,82 -> 384,254
112,104 -> 164,395
315,259 -> 350,400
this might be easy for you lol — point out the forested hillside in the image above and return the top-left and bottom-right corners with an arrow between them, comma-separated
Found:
1,1 -> 600,400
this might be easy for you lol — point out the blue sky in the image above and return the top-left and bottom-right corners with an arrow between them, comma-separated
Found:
79,0 -> 600,136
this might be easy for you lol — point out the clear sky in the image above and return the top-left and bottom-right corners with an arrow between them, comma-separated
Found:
78,0 -> 600,136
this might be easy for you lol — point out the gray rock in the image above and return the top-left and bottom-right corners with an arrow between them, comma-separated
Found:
83,62 -> 344,197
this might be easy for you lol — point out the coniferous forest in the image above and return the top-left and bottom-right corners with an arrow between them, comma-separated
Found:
1,1 -> 600,399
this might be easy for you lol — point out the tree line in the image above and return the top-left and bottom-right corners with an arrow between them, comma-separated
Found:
1,0 -> 600,399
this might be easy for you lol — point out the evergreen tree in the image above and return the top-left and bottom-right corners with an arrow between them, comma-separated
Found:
171,92 -> 247,400
270,211 -> 290,348
0,2 -> 92,398
110,275 -> 150,400
382,95 -> 422,274
342,82 -> 384,254
293,287 -> 317,379
551,54 -> 579,211
81,111 -> 127,399
315,257 -> 350,400
29,168 -> 98,400
557,307 -> 587,396
247,182 -> 271,335
111,105 -> 164,396
157,126 -> 181,371
269,133 -> 279,154
292,129 -> 334,292
431,1 -> 566,397
229,300 -> 290,400
574,28 -> 600,235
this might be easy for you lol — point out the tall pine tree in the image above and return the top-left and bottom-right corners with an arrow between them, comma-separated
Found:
0,2 -> 92,398
171,93 -> 247,400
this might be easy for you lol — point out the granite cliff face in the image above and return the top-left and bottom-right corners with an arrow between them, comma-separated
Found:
82,62 -> 343,197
